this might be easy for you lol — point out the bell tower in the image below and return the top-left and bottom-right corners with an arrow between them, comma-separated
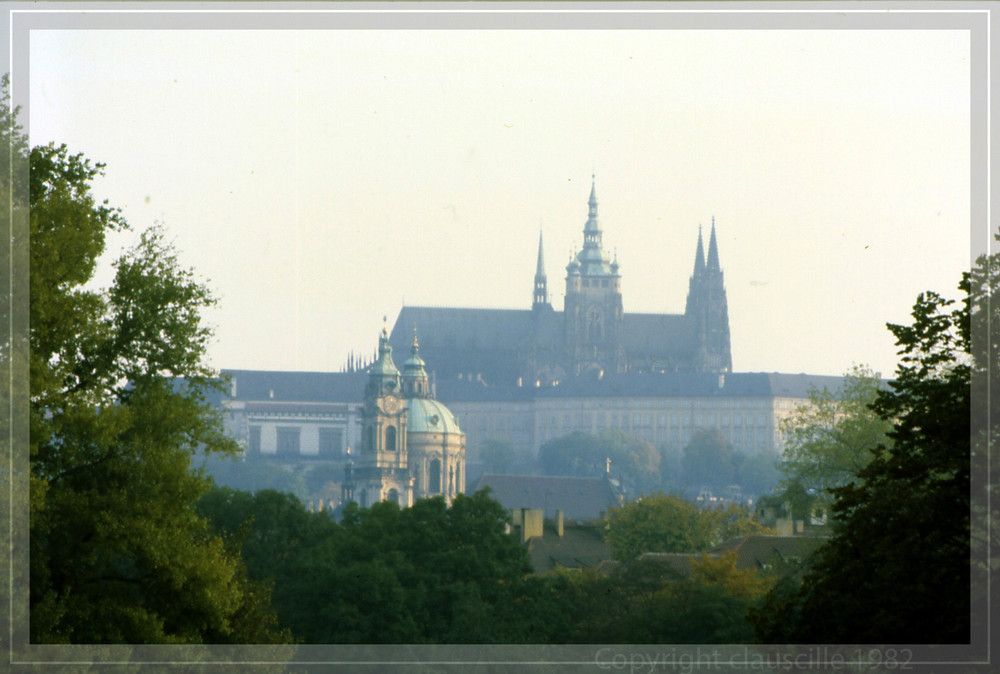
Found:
355,322 -> 412,507
563,176 -> 625,376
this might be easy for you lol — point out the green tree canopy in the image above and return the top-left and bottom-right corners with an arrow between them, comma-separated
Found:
681,428 -> 733,491
777,365 -> 892,502
539,429 -> 660,495
27,135 -> 285,642
601,493 -> 771,562
752,271 -> 976,644
477,437 -> 517,475
199,488 -> 536,643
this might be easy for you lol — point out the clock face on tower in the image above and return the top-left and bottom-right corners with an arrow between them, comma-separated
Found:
381,395 -> 400,414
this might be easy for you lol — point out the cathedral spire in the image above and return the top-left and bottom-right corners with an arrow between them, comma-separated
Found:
533,229 -> 549,308
707,216 -> 720,271
583,174 -> 601,241
693,225 -> 706,278
583,174 -> 601,231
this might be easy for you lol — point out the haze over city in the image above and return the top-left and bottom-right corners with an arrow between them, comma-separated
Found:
27,21 -> 971,377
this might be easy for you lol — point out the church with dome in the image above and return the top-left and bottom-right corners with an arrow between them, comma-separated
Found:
342,326 -> 466,508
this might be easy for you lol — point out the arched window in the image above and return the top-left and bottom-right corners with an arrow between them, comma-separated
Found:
388,488 -> 399,505
385,425 -> 397,451
429,459 -> 441,493
360,488 -> 368,508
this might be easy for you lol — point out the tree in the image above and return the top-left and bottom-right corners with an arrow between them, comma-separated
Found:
601,493 -> 769,562
752,276 -> 974,644
27,139 -> 285,642
729,450 -> 781,498
201,488 -> 535,643
539,429 -> 661,495
777,365 -> 892,502
681,429 -> 733,491
478,437 -> 516,475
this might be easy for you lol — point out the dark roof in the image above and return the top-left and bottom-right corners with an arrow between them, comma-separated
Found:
391,306 -> 703,385
220,369 -> 367,403
392,306 -> 536,351
435,379 -> 537,404
470,474 -> 622,520
213,369 -> 847,405
526,522 -> 612,575
637,552 -> 712,576
709,535 -> 828,570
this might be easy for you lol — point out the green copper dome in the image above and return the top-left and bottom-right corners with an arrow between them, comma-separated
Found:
406,397 -> 464,435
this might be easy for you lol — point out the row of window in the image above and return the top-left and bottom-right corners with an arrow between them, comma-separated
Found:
246,425 -> 343,456
540,397 -> 771,410
537,412 -> 770,428
535,425 -> 772,448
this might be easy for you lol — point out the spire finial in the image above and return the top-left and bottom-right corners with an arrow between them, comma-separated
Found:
693,226 -> 706,277
707,218 -> 720,271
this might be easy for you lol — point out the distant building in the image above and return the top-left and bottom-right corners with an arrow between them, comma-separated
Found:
388,177 -> 732,387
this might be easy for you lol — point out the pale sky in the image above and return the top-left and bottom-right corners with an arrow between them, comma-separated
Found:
27,23 -> 972,377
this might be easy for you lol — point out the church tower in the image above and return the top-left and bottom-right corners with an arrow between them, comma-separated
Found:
532,230 -> 551,311
563,177 -> 625,376
402,327 -> 431,397
685,219 -> 732,372
355,323 -> 412,508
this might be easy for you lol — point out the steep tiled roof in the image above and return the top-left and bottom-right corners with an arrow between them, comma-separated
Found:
470,474 -> 622,520
389,305 -> 701,385
526,522 -> 612,575
214,369 -> 848,405
710,534 -> 828,570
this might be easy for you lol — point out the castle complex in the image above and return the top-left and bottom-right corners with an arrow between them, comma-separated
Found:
215,179 -> 844,505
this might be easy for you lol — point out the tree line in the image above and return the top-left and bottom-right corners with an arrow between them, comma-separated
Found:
12,72 -> 985,647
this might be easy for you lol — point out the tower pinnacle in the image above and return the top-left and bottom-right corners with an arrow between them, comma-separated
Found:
533,229 -> 550,309
693,225 -> 706,278
707,217 -> 720,271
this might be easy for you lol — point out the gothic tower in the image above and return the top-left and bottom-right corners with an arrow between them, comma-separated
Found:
563,177 -> 625,376
532,230 -> 550,311
685,219 -> 732,372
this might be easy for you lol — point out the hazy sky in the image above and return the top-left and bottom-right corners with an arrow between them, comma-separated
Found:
28,24 -> 971,377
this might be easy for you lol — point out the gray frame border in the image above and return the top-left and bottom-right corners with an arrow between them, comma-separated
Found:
2,2 -> 991,670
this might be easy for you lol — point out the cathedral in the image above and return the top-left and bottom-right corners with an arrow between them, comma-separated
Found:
388,178 -> 732,387
342,325 -> 466,508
